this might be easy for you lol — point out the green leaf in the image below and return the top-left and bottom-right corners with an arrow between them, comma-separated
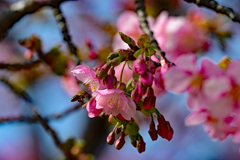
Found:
119,32 -> 138,50
137,34 -> 151,48
126,78 -> 134,92
133,48 -> 143,58
107,51 -> 119,61
133,72 -> 140,80
144,44 -> 156,57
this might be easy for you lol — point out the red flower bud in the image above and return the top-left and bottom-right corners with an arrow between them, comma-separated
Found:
108,67 -> 115,76
115,126 -> 122,134
148,121 -> 158,141
148,59 -> 156,74
137,82 -> 147,96
96,62 -> 112,79
143,96 -> 156,110
133,55 -> 146,75
147,87 -> 154,97
117,82 -> 126,91
154,67 -> 165,90
115,132 -> 125,150
157,114 -> 166,124
157,121 -> 174,141
137,136 -> 146,153
140,71 -> 153,86
103,75 -> 117,89
107,132 -> 115,145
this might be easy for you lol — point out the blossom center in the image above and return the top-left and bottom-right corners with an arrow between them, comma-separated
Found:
190,74 -> 204,87
230,84 -> 240,101
108,94 -> 120,109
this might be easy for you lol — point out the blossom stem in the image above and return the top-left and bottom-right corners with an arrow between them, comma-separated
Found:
120,61 -> 128,85
155,108 -> 161,116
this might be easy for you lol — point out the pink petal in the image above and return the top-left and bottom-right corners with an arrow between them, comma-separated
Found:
164,67 -> 193,93
97,89 -> 123,96
185,110 -> 208,126
227,60 -> 240,86
200,58 -> 224,78
174,54 -> 197,73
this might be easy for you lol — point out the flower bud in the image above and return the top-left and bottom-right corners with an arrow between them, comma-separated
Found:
131,87 -> 141,103
157,121 -> 174,141
137,82 -> 147,96
107,51 -> 119,60
157,114 -> 166,124
108,115 -> 117,124
117,82 -> 126,91
103,75 -> 117,89
96,62 -> 112,79
148,121 -> 158,141
148,59 -> 156,74
133,55 -> 146,75
137,136 -> 146,153
108,67 -> 115,76
143,96 -> 156,110
147,87 -> 154,97
115,126 -> 122,134
111,57 -> 123,66
115,132 -> 125,150
154,67 -> 165,90
140,71 -> 153,86
107,132 -> 115,145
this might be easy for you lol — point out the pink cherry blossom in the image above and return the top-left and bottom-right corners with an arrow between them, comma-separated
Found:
95,89 -> 136,120
152,11 -> 210,60
86,97 -> 103,118
72,65 -> 103,93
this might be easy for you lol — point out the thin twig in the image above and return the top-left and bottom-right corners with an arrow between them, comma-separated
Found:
0,0 -> 77,39
0,103 -> 82,124
184,0 -> 240,23
134,0 -> 173,65
0,60 -> 42,71
52,6 -> 80,64
0,78 -> 74,160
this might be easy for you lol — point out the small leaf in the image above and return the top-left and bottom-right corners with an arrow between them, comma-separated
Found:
126,78 -> 134,92
133,72 -> 140,80
133,48 -> 143,58
119,32 -> 138,50
137,34 -> 150,48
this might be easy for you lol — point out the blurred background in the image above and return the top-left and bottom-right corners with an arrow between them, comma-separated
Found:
0,0 -> 240,159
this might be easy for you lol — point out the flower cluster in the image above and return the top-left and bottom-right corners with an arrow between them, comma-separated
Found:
113,8 -> 231,61
164,54 -> 240,143
72,33 -> 174,153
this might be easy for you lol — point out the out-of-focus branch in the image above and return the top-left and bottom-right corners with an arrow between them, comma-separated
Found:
52,6 -> 80,64
0,0 -> 75,39
0,78 -> 74,160
134,0 -> 173,65
0,60 -> 42,71
184,0 -> 240,23
0,103 -> 82,124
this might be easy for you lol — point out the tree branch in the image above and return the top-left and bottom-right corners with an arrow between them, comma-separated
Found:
134,0 -> 173,65
52,6 -> 80,64
0,103 -> 82,124
0,0 -> 73,39
0,60 -> 42,71
0,78 -> 74,160
184,0 -> 240,23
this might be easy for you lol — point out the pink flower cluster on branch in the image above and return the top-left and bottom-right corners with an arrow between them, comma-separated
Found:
164,55 -> 240,144
71,33 -> 174,153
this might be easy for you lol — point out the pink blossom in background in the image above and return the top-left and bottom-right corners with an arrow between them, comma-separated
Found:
112,11 -> 154,51
96,89 -> 136,120
152,11 -> 210,60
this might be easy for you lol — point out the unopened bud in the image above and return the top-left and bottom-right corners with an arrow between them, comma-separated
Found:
115,132 -> 125,150
148,59 -> 156,74
137,135 -> 146,153
137,82 -> 147,96
111,57 -> 123,66
108,67 -> 115,76
107,51 -> 119,60
148,121 -> 158,141
140,71 -> 153,86
157,121 -> 174,141
96,62 -> 112,79
157,114 -> 166,124
129,135 -> 137,147
115,126 -> 122,134
117,82 -> 126,91
154,67 -> 165,90
107,132 -> 115,145
133,55 -> 146,75
108,115 -> 117,124
143,96 -> 156,110
103,75 -> 117,89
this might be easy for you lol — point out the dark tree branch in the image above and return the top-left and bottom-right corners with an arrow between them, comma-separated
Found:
0,60 -> 42,71
0,78 -> 74,160
134,0 -> 173,65
184,0 -> 240,23
52,6 -> 80,64
0,103 -> 82,124
0,0 -> 74,39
